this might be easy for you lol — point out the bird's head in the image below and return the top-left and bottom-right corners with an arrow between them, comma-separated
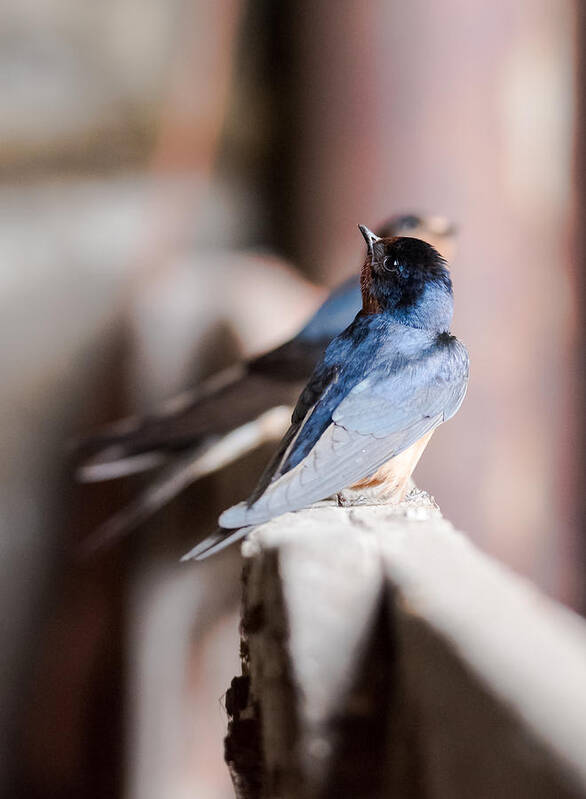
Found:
358,226 -> 453,330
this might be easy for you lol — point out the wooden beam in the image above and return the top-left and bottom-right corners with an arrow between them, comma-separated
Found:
225,496 -> 586,798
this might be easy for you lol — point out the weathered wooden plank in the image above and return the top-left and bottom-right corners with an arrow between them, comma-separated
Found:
226,497 -> 586,798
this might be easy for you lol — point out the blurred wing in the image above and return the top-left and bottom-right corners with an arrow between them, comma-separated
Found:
219,338 -> 468,529
75,365 -> 304,480
79,406 -> 292,555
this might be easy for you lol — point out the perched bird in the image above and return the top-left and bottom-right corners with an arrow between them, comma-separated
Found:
185,227 -> 469,560
76,214 -> 456,551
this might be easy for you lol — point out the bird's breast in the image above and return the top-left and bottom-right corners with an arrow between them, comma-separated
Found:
338,430 -> 434,505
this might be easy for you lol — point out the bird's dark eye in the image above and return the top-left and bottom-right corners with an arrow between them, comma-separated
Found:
383,257 -> 402,273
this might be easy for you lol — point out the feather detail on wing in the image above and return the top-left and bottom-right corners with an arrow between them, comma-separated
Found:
219,336 -> 468,529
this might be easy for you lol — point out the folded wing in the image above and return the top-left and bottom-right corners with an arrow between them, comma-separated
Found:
219,336 -> 468,529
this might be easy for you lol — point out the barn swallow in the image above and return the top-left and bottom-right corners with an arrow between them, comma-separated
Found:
76,214 -> 457,551
185,227 -> 469,560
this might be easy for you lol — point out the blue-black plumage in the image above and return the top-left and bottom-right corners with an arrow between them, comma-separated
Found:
76,214 -> 455,475
187,227 -> 468,560
76,214 -> 457,552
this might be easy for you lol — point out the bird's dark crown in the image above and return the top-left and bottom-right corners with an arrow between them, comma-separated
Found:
360,231 -> 453,330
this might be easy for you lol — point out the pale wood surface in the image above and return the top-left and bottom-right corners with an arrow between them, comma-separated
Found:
227,496 -> 586,798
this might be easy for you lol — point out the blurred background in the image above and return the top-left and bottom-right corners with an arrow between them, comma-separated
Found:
1,1 -> 584,797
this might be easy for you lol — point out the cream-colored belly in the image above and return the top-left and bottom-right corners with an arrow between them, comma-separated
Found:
337,431 -> 434,506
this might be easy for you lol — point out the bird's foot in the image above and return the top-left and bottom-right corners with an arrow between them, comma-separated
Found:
336,489 -> 396,507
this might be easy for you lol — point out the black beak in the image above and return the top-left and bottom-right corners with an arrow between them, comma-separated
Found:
358,224 -> 381,256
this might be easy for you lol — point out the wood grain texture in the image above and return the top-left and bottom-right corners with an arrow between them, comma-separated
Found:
226,497 -> 586,798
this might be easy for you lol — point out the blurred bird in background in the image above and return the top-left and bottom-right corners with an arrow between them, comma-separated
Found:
75,213 -> 456,551
186,227 -> 468,560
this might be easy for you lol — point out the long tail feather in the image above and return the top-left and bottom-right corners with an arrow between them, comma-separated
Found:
79,450 -> 211,556
79,406 -> 291,555
181,526 -> 254,561
77,448 -> 169,482
74,368 -> 299,481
